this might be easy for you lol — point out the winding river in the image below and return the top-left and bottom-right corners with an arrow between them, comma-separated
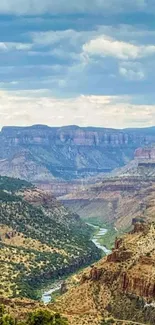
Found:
41,224 -> 111,304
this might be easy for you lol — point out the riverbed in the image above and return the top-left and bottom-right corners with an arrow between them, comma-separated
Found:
41,223 -> 111,304
86,222 -> 111,255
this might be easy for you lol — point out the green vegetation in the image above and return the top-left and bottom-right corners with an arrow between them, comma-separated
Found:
85,217 -> 117,250
100,319 -> 115,325
0,176 -> 33,193
26,309 -> 68,325
84,216 -> 111,228
0,305 -> 68,325
98,228 -> 118,250
0,176 -> 101,299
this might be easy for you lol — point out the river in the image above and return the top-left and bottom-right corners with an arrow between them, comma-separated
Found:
41,223 -> 111,304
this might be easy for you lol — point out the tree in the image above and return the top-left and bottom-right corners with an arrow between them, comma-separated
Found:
27,310 -> 68,325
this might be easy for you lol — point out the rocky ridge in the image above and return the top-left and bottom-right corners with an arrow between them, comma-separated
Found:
1,125 -> 155,184
53,221 -> 155,325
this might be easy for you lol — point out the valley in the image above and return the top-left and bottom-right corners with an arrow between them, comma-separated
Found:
53,220 -> 155,325
1,127 -> 155,325
59,148 -> 155,237
41,223 -> 112,304
0,176 -> 101,300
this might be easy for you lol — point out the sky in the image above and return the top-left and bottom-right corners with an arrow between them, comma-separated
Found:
0,0 -> 155,129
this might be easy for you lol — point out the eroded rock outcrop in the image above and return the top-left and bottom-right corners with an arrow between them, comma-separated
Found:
54,221 -> 155,325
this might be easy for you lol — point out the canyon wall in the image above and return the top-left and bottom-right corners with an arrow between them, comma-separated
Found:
2,125 -> 155,148
1,125 -> 155,183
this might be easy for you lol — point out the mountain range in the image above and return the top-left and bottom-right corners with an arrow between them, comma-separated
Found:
1,125 -> 155,187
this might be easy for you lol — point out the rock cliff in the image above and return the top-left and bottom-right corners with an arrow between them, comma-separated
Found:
54,221 -> 155,325
1,125 -> 155,184
60,176 -> 155,231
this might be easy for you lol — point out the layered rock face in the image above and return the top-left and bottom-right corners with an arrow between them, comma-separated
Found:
0,125 -> 139,147
60,177 -> 155,230
1,125 -> 155,183
59,145 -> 155,229
2,125 -> 155,147
54,221 -> 155,325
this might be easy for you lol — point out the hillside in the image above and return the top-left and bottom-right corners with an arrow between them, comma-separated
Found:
0,299 -> 68,325
1,125 -> 155,185
109,148 -> 155,178
0,176 -> 100,299
60,177 -> 155,232
60,147 -> 155,232
53,221 -> 155,325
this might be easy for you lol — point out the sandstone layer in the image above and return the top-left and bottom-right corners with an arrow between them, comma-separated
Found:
1,125 -> 155,184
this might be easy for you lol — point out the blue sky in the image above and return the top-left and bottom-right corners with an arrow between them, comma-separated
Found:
0,0 -> 155,128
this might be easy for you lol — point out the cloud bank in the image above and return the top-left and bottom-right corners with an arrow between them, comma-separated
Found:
0,90 -> 155,129
0,2 -> 154,128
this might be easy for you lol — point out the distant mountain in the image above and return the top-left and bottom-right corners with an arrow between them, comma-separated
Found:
1,125 -> 155,184
0,176 -> 100,299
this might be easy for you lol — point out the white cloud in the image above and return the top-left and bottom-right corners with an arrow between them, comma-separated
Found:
119,62 -> 145,80
0,90 -> 155,129
31,30 -> 79,46
31,29 -> 94,54
119,67 -> 145,80
83,35 -> 155,60
0,42 -> 32,52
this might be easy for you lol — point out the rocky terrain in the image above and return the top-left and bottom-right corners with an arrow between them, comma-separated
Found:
0,176 -> 100,299
60,177 -> 155,231
110,147 -> 155,178
1,125 -> 155,187
53,220 -> 155,325
60,147 -> 155,232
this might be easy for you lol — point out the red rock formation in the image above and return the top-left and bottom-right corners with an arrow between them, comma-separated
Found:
90,266 -> 102,281
115,237 -> 123,249
121,272 -> 155,298
107,249 -> 133,263
132,222 -> 149,234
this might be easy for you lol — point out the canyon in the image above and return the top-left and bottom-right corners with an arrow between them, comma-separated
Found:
53,220 -> 155,325
0,176 -> 100,299
2,127 -> 155,325
60,147 -> 155,231
1,125 -> 155,189
60,177 -> 155,230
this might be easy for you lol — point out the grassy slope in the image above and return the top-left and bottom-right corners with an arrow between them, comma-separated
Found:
0,177 -> 101,299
